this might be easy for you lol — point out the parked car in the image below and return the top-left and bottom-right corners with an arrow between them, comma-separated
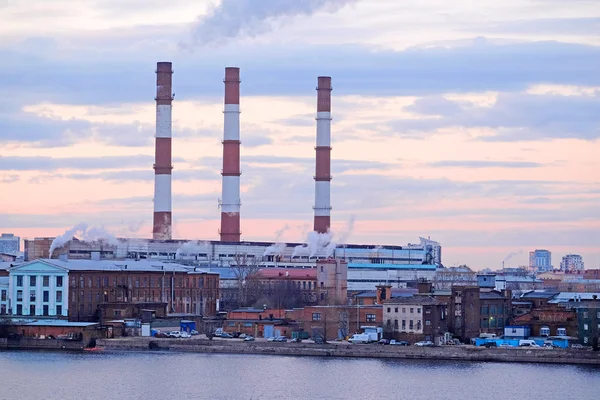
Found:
238,333 -> 248,339
267,337 -> 276,342
571,344 -> 586,349
220,332 -> 233,339
390,340 -> 409,346
244,336 -> 255,341
168,331 -> 182,338
190,330 -> 199,336
180,332 -> 192,338
415,341 -> 434,347
213,328 -> 224,337
378,339 -> 390,345
275,336 -> 287,342
155,332 -> 170,338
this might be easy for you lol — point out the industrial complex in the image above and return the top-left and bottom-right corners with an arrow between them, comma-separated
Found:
20,62 -> 442,292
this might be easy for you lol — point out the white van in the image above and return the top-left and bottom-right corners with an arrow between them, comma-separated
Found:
518,339 -> 539,347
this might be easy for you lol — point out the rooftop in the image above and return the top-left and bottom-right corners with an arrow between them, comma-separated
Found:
14,259 -> 217,275
8,319 -> 98,327
384,295 -> 441,305
258,268 -> 316,279
520,290 -> 559,300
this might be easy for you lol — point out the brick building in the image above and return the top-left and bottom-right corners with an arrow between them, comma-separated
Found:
511,304 -> 577,338
6,258 -> 219,322
288,304 -> 383,341
382,295 -> 448,345
447,286 -> 511,342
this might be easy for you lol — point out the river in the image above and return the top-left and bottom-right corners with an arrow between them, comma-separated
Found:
0,351 -> 598,400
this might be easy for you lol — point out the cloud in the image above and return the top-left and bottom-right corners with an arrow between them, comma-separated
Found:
0,174 -> 19,183
185,0 -> 358,47
391,91 -> 600,141
481,17 -> 600,36
2,39 -> 599,110
0,155 -> 168,171
428,160 -> 544,168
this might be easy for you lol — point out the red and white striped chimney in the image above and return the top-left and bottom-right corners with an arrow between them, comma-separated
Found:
219,67 -> 241,242
314,76 -> 332,234
152,61 -> 173,240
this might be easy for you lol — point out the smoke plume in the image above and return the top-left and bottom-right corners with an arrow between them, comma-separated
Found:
187,0 -> 358,46
503,249 -> 523,263
263,224 -> 290,256
176,241 -> 212,258
49,223 -> 119,258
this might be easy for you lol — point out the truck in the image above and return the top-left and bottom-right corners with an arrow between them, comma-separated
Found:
348,333 -> 372,344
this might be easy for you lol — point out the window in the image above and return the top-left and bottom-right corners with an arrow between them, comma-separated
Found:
143,277 -> 147,287
394,319 -> 399,329
312,313 -> 321,321
387,307 -> 391,313
386,319 -> 391,328
417,308 -> 421,314
16,276 -> 23,286
409,320 -> 414,330
17,290 -> 23,301
584,324 -> 589,331
0,305 -> 6,315
425,320 -> 431,326
56,305 -> 62,315
490,305 -> 496,315
425,308 -> 431,314
410,308 -> 414,314
30,290 -> 36,302
583,311 -> 588,318
597,311 -> 600,319
498,317 -> 504,328
29,305 -> 35,315
88,304 -> 92,314
80,277 -> 84,288
16,304 -> 22,315
395,307 -> 398,313
402,320 -> 406,330
43,291 -> 49,302
320,293 -> 325,301
481,305 -> 489,315
303,281 -> 306,290
43,276 -> 50,287
320,266 -> 324,272
56,276 -> 63,287
136,278 -> 140,288
88,277 -> 93,288
366,313 -> 376,322
30,276 -> 36,286
114,310 -> 122,316
498,305 -> 504,314
402,308 -> 406,313
43,305 -> 49,316
417,321 -> 422,330
320,282 -> 324,288
481,318 -> 489,328
56,291 -> 62,303
540,327 -> 550,336
103,291 -> 109,302
1,290 -> 6,301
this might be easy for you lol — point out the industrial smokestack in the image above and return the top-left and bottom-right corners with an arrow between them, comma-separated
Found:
153,61 -> 174,240
313,76 -> 332,234
219,67 -> 241,242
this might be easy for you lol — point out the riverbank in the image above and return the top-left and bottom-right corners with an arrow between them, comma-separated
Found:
96,337 -> 600,365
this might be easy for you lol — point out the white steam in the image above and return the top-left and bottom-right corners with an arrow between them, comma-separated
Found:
263,224 -> 290,256
503,249 -> 523,263
187,0 -> 358,46
291,216 -> 356,258
49,223 -> 119,258
175,241 -> 212,258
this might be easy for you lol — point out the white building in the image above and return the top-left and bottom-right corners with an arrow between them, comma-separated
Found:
0,277 -> 9,315
0,233 -> 20,254
560,254 -> 584,272
8,260 -> 69,317
529,249 -> 552,273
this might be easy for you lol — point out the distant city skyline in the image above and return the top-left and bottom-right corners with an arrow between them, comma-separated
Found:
0,0 -> 598,269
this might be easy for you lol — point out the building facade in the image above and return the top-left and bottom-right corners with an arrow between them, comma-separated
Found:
529,249 -> 552,273
7,260 -> 69,317
0,233 -> 20,255
0,277 -> 9,315
574,303 -> 600,347
560,254 -> 584,272
382,295 -> 447,344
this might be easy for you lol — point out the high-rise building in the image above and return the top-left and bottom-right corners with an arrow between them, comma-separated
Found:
529,249 -> 552,273
0,233 -> 20,254
560,254 -> 584,272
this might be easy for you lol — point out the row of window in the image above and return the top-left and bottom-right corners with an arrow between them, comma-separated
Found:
480,317 -> 505,328
581,311 -> 600,319
71,275 -> 216,289
15,290 -> 63,303
481,305 -> 505,315
311,313 -> 377,322
386,306 -> 422,314
15,275 -> 63,287
13,304 -> 63,316
386,319 -> 429,330
0,289 -> 6,302
582,323 -> 600,331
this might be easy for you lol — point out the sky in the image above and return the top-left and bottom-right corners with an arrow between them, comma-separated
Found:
0,0 -> 599,269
